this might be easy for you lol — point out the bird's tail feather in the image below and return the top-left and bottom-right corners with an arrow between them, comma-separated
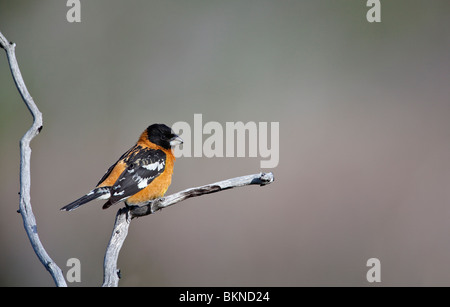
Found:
102,200 -> 114,210
60,187 -> 111,211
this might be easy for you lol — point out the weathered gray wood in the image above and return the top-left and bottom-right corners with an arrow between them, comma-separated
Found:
102,172 -> 274,286
102,207 -> 131,287
0,31 -> 67,287
131,172 -> 275,217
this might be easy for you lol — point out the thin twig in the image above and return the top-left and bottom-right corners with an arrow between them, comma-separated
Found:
0,31 -> 67,287
102,172 -> 274,287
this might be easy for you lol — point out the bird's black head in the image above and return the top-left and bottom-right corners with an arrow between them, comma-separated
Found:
146,124 -> 183,150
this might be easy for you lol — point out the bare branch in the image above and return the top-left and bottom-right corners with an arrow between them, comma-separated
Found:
131,172 -> 275,217
102,207 -> 131,287
0,31 -> 67,287
102,172 -> 274,287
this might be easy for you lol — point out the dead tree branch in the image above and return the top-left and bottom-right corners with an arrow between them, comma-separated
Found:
102,172 -> 274,287
1,30 -> 275,288
0,31 -> 67,287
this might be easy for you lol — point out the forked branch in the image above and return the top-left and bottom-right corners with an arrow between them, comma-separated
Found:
102,172 -> 274,287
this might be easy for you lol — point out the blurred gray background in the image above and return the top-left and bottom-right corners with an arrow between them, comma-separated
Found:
1,0 -> 450,286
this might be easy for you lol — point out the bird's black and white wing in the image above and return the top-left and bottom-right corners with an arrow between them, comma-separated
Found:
107,146 -> 167,206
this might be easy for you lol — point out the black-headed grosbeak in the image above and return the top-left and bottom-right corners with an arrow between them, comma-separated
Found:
61,124 -> 183,211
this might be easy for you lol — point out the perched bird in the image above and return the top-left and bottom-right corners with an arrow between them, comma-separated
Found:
61,124 -> 183,211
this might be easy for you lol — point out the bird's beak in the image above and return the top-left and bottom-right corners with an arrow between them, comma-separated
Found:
170,135 -> 183,147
